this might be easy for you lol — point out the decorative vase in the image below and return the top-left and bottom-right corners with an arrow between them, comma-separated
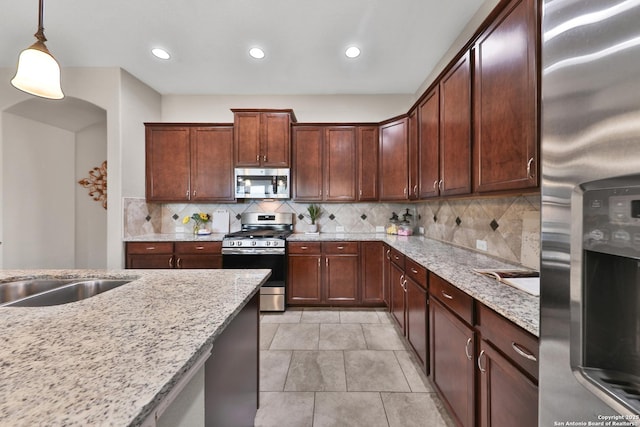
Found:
193,223 -> 201,234
309,223 -> 318,233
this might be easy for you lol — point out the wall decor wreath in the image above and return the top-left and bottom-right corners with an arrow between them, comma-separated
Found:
78,160 -> 107,209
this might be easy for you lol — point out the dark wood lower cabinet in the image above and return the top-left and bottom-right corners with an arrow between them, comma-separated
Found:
478,340 -> 538,427
406,276 -> 428,371
390,261 -> 406,330
287,250 -> 322,304
125,242 -> 222,269
431,298 -> 475,427
325,253 -> 358,304
360,241 -> 385,305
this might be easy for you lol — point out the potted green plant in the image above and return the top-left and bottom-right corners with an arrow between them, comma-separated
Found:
306,204 -> 322,233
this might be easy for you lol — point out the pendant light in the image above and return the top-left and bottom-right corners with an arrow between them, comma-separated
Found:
11,0 -> 64,100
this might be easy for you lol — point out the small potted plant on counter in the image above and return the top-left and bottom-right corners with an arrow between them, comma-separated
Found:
306,204 -> 322,233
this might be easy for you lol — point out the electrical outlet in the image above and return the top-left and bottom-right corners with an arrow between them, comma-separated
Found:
476,239 -> 488,251
175,226 -> 185,233
418,227 -> 425,235
375,226 -> 385,233
335,226 -> 345,232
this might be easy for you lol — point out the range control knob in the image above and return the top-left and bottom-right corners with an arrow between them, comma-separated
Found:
265,241 -> 271,246
251,241 -> 257,246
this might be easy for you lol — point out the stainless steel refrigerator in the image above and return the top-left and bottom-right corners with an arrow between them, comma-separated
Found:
541,0 -> 640,424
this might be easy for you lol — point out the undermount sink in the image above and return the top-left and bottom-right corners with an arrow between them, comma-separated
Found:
0,279 -> 132,307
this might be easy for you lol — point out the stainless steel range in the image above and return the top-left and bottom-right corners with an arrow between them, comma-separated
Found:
222,212 -> 293,311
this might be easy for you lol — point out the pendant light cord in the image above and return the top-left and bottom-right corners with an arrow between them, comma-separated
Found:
35,0 -> 47,43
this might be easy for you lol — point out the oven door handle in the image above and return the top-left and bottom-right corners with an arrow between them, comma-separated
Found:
222,248 -> 285,255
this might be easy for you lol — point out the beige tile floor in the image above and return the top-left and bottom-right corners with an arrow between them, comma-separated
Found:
255,308 -> 456,427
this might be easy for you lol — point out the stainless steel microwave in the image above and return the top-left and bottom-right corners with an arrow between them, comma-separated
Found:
234,168 -> 290,199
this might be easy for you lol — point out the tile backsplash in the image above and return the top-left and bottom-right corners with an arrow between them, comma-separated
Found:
124,194 -> 540,269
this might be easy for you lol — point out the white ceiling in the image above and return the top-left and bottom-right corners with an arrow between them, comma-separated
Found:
0,0 -> 487,96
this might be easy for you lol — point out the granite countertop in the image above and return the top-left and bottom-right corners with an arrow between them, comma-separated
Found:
124,232 -> 539,337
0,268 -> 270,426
289,233 -> 539,337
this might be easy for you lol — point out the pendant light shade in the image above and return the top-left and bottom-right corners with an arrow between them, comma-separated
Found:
11,0 -> 64,100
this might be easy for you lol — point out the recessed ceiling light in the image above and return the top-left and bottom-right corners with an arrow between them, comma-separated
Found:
249,47 -> 265,59
345,46 -> 361,58
151,48 -> 171,60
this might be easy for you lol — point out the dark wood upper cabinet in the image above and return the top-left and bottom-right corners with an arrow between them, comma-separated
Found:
407,109 -> 419,200
145,124 -> 234,202
379,117 -> 409,201
418,87 -> 440,199
232,109 -> 293,167
146,126 -> 191,202
440,51 -> 472,197
473,0 -> 538,193
191,127 -> 234,201
293,125 -> 357,202
357,126 -> 379,201
292,126 -> 323,201
324,127 -> 357,201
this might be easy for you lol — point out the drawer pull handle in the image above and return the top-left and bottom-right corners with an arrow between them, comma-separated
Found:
441,291 -> 454,300
301,246 -> 308,250
337,246 -> 344,250
146,246 -> 156,250
176,257 -> 182,268
411,268 -> 418,274
477,350 -> 487,372
465,337 -> 473,360
511,342 -> 537,362
168,256 -> 174,268
195,246 -> 205,250
386,250 -> 391,260
526,157 -> 534,179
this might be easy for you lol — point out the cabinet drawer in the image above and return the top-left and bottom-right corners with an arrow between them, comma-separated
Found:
477,303 -> 539,380
405,258 -> 427,289
126,242 -> 173,254
174,241 -> 221,254
288,242 -> 321,254
322,241 -> 358,255
429,272 -> 474,325
388,247 -> 405,269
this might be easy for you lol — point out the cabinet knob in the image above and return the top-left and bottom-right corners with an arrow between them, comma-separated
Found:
263,155 -> 267,162
257,154 -> 260,162
186,190 -> 190,197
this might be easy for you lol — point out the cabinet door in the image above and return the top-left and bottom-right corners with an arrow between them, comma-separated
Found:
418,87 -> 440,199
287,254 -> 322,304
478,340 -> 538,427
357,126 -> 379,201
361,241 -> 385,305
324,127 -> 356,201
440,52 -> 471,197
406,276 -> 428,372
325,255 -> 359,304
431,299 -> 475,427
379,118 -> 408,201
383,245 -> 391,308
145,126 -> 191,201
262,112 -> 291,167
191,126 -> 234,201
390,261 -> 406,331
292,126 -> 323,201
407,109 -> 419,200
473,0 -> 537,193
234,112 -> 261,166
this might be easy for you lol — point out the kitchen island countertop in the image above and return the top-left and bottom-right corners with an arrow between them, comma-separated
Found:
0,268 -> 270,426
